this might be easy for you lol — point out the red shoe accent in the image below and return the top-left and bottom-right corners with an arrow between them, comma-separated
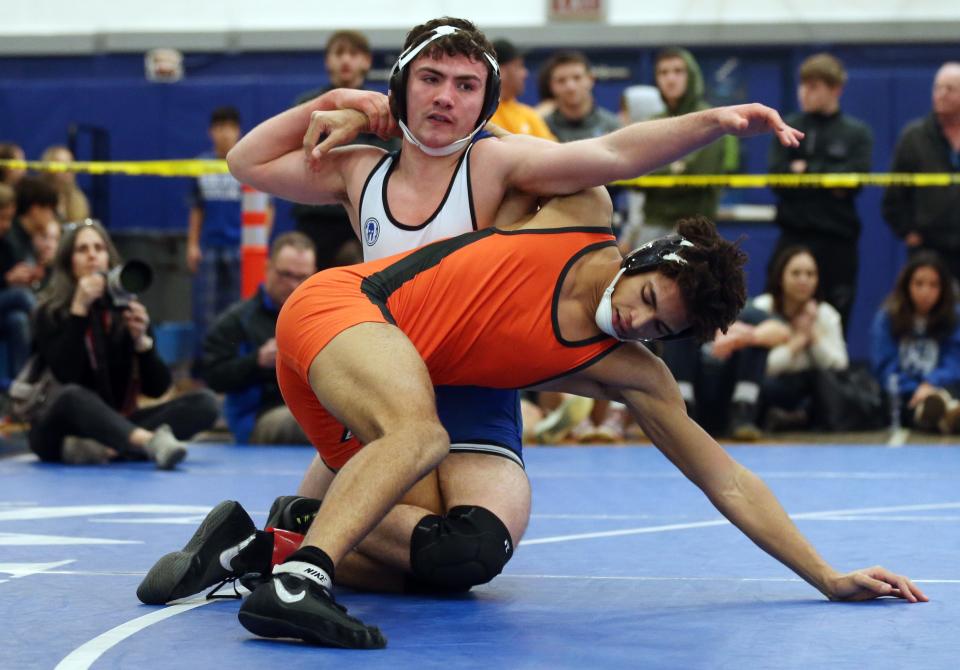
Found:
266,527 -> 304,566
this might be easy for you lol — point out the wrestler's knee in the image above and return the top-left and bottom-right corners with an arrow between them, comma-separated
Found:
408,505 -> 514,592
394,418 -> 449,468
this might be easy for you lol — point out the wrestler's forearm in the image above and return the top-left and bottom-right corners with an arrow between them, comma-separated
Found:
227,90 -> 341,179
508,108 -> 727,195
598,109 -> 724,180
708,463 -> 839,597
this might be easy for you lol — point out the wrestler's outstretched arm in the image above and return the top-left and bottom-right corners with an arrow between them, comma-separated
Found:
549,344 -> 928,604
476,103 -> 803,197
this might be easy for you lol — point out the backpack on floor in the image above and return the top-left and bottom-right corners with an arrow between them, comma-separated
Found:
812,365 -> 888,432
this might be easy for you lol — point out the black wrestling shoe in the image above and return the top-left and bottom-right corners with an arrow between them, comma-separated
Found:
137,500 -> 269,604
238,562 -> 386,649
266,495 -> 322,534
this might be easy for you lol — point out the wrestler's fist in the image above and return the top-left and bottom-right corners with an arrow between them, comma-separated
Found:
303,109 -> 369,166
331,89 -> 396,139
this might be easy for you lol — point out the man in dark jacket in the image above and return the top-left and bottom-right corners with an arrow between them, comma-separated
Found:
768,53 -> 873,332
202,232 -> 316,444
883,62 -> 960,283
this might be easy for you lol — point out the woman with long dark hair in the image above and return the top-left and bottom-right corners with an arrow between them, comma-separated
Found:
753,245 -> 848,429
871,252 -> 960,433
29,219 -> 219,466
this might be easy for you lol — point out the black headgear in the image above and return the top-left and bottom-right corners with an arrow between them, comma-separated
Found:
621,234 -> 694,275
601,234 -> 696,341
388,25 -> 501,135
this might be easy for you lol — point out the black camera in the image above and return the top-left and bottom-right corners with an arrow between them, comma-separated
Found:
104,260 -> 153,309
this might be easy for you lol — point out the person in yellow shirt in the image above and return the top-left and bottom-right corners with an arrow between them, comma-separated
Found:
489,39 -> 557,140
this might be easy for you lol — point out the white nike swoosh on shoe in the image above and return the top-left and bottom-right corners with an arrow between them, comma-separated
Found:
219,533 -> 256,571
274,580 -> 306,604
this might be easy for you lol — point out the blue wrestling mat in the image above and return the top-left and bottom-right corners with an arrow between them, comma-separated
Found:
1,443 -> 957,669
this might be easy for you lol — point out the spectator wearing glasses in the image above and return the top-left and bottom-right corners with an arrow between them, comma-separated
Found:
202,232 -> 317,444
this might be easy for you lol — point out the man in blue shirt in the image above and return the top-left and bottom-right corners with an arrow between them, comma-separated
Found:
188,106 -> 274,374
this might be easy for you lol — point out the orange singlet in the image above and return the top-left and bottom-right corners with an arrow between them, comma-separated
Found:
275,226 -> 621,468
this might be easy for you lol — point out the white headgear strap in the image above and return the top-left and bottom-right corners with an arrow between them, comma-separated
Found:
594,267 -> 628,340
594,244 -> 692,341
392,25 -> 499,157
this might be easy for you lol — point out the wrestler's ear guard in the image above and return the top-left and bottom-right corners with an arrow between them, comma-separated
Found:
388,24 -> 501,132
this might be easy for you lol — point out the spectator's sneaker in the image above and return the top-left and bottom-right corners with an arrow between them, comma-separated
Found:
62,437 -> 114,465
729,402 -> 763,442
534,395 -> 595,444
266,495 -> 322,534
137,500 -> 269,604
573,418 -> 624,444
915,391 -> 950,432
148,424 -> 187,470
938,400 -> 960,435
763,407 -> 810,433
239,562 -> 386,649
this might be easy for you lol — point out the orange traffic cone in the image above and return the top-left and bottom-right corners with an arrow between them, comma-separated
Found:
240,184 -> 269,299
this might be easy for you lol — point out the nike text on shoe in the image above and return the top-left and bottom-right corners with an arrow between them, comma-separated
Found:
238,561 -> 386,649
137,500 -> 261,604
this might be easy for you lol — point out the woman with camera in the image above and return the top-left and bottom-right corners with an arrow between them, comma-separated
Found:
28,220 -> 219,467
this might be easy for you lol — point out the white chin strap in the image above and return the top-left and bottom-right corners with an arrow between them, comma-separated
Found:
392,24 -> 498,158
398,119 -> 481,157
594,267 -> 628,340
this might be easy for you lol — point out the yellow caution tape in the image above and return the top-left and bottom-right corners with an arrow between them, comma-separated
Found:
613,173 -> 960,188
1,159 -> 958,187
0,159 -> 229,177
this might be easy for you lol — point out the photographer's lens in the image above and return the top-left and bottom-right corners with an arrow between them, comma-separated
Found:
119,260 -> 153,293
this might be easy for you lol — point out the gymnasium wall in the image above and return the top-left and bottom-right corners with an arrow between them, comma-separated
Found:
2,40 -> 959,359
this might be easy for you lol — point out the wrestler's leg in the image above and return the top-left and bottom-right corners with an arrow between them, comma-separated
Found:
296,453 -> 336,498
295,322 -> 449,563
437,453 -> 531,546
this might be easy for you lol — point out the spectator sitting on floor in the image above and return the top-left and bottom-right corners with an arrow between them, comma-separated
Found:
28,219 -> 219,466
202,232 -> 316,445
662,304 -> 785,441
871,251 -> 960,434
753,245 -> 849,431
29,218 -> 61,293
0,178 -> 58,385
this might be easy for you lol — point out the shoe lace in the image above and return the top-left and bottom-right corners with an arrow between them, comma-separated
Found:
204,571 -> 265,600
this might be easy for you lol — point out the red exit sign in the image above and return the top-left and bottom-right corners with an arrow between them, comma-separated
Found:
549,0 -> 604,21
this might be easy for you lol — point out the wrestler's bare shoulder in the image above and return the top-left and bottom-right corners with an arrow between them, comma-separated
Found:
499,187 -> 613,232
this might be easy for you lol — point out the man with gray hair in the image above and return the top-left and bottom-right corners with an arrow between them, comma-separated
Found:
883,62 -> 960,282
202,231 -> 317,444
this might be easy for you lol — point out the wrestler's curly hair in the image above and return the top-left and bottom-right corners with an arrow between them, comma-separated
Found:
656,216 -> 748,342
402,17 -> 496,66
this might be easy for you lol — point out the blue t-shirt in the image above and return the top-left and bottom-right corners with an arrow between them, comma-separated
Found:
190,151 -> 243,249
871,308 -> 960,395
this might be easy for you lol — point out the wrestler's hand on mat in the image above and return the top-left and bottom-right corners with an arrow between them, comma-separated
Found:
825,566 -> 928,603
713,103 -> 804,147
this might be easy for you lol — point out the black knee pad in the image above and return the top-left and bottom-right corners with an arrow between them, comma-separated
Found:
409,505 -> 514,591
